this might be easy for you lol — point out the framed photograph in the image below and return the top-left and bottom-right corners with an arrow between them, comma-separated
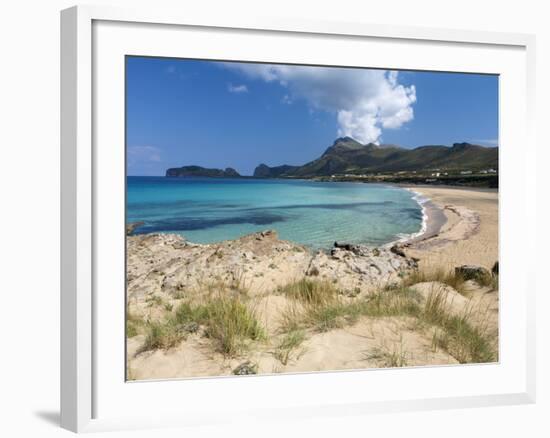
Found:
61,5 -> 536,432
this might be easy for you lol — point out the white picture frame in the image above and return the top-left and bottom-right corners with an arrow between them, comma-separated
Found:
60,4 -> 537,433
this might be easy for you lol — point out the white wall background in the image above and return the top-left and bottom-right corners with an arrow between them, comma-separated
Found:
0,1 -> 547,437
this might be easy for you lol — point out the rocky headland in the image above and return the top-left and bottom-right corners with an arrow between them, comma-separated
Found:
165,165 -> 240,178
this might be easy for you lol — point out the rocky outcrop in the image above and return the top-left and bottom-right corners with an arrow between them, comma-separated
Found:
126,232 -> 419,301
308,242 -> 418,292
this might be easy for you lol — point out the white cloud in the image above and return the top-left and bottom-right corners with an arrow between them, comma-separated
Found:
223,64 -> 416,144
227,83 -> 248,94
128,146 -> 162,165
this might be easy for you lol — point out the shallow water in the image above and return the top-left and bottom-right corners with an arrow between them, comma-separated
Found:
127,177 -> 424,250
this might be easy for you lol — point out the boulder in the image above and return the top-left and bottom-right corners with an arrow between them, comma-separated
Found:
334,241 -> 360,253
390,244 -> 406,257
455,265 -> 491,282
232,361 -> 258,375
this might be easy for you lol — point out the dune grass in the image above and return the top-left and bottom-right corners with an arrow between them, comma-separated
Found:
279,279 -> 364,332
139,318 -> 184,353
280,278 -> 338,305
421,289 -> 494,363
195,296 -> 266,356
274,329 -> 306,365
400,268 -> 468,296
279,278 -> 496,364
366,337 -> 409,368
126,311 -> 145,338
134,273 -> 496,365
138,293 -> 266,357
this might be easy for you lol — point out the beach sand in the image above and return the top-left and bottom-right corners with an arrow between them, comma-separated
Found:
404,186 -> 498,272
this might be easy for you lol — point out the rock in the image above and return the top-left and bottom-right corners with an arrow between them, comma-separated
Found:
333,241 -> 369,256
232,361 -> 258,375
372,248 -> 380,257
334,241 -> 355,251
126,221 -> 144,236
256,230 -> 277,240
492,261 -> 499,276
307,264 -> 320,276
390,244 -> 406,257
455,265 -> 491,282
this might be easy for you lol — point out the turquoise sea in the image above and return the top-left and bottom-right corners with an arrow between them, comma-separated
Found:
127,177 -> 425,250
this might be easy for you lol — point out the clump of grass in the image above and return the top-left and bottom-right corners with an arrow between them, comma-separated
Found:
428,310 -> 494,363
274,330 -> 306,365
366,337 -> 409,368
138,318 -> 184,353
303,301 -> 363,332
279,281 -> 420,333
126,311 -> 145,338
138,291 -> 265,357
201,296 -> 266,356
279,279 -> 364,332
362,287 -> 422,318
127,322 -> 138,338
145,294 -> 163,307
279,304 -> 304,333
173,296 -> 265,356
401,269 -> 468,296
420,289 -> 495,363
174,302 -> 209,325
280,278 -> 338,305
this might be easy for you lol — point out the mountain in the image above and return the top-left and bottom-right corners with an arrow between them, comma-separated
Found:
166,165 -> 240,178
253,163 -> 299,178
253,138 -> 498,177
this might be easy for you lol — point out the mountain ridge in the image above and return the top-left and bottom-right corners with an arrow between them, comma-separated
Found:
253,138 -> 498,178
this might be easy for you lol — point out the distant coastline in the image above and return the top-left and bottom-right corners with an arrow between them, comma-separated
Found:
162,137 -> 498,188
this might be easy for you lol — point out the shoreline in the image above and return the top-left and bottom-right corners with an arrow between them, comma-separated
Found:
397,188 -> 447,246
399,185 -> 498,271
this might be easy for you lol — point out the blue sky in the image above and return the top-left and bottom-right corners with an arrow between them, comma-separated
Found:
126,57 -> 498,176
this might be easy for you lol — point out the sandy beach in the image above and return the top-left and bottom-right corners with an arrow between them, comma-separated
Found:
404,186 -> 498,272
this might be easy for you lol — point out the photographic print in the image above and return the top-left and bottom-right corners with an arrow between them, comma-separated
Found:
125,57 -> 499,380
